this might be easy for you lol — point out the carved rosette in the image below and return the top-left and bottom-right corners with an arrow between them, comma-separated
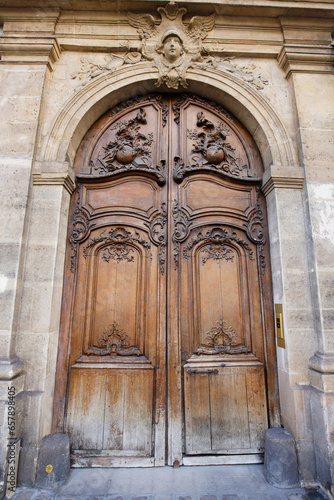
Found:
200,244 -> 234,265
102,244 -> 135,263
84,227 -> 151,259
172,200 -> 191,268
85,321 -> 141,357
196,319 -> 248,355
183,227 -> 253,261
148,203 -> 168,274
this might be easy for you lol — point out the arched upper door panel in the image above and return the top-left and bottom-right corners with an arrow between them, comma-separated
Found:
74,94 -> 264,185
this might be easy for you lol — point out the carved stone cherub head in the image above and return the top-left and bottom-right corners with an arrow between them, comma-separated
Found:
157,26 -> 185,64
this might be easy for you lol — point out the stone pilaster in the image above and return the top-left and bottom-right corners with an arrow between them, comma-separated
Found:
15,161 -> 75,485
0,11 -> 60,493
278,19 -> 334,495
262,166 -> 318,483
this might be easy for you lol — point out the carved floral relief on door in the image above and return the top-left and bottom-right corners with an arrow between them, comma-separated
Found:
53,94 -> 278,468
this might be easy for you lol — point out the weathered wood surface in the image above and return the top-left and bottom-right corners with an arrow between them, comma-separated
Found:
67,367 -> 154,453
184,364 -> 268,455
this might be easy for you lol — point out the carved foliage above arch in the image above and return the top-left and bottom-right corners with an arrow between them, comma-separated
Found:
69,2 -> 269,94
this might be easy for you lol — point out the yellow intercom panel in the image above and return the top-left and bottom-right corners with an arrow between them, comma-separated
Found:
275,303 -> 285,349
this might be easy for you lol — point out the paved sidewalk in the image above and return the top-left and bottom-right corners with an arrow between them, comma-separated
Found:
9,465 -> 330,500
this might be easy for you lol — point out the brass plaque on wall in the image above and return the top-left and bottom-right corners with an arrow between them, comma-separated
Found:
275,304 -> 285,349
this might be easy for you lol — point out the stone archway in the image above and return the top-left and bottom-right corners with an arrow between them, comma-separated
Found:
40,64 -> 296,169
36,64 -> 300,467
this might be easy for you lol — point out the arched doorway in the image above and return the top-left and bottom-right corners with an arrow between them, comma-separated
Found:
53,94 -> 278,468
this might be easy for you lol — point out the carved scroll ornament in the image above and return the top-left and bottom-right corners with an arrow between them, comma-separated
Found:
196,319 -> 248,355
183,227 -> 253,261
85,321 -> 141,357
148,204 -> 168,275
244,189 -> 266,274
172,200 -> 191,268
70,186 -> 95,273
84,227 -> 151,259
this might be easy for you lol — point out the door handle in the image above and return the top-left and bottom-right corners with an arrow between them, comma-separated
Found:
186,369 -> 219,375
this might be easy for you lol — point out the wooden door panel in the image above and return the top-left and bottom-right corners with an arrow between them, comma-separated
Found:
84,234 -> 146,357
246,369 -> 269,449
182,177 -> 253,215
210,369 -> 250,451
193,241 -> 248,353
181,228 -> 257,357
85,102 -> 165,180
102,371 -> 124,450
171,95 -> 276,465
180,103 -> 254,178
65,175 -> 165,463
92,244 -> 140,344
184,372 -> 211,453
184,364 -> 268,455
67,369 -> 106,450
84,178 -> 158,215
70,224 -> 154,364
66,216 -> 161,463
103,368 -> 154,454
68,367 -> 154,456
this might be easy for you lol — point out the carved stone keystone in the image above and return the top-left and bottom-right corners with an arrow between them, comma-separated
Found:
128,1 -> 215,88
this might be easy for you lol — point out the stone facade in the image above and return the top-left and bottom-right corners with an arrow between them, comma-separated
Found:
0,0 -> 333,496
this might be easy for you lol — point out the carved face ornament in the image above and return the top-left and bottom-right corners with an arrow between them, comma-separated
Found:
162,35 -> 184,64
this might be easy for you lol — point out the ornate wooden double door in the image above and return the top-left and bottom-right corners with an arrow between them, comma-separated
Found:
53,94 -> 278,467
